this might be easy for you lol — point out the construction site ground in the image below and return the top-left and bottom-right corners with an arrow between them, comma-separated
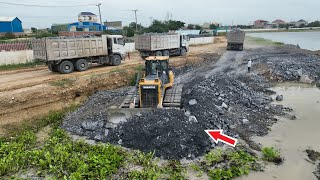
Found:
1,36 -> 320,179
0,38 -> 225,136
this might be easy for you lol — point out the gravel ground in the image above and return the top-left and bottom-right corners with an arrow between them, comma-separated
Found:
248,46 -> 320,83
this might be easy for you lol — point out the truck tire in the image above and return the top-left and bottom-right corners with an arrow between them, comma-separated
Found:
155,51 -> 162,56
180,48 -> 187,56
112,55 -> 121,66
75,59 -> 88,71
162,50 -> 170,57
48,64 -> 59,72
239,45 -> 243,51
58,60 -> 74,74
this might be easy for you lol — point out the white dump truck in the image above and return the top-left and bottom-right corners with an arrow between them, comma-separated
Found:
135,33 -> 190,58
32,35 -> 127,74
227,29 -> 245,51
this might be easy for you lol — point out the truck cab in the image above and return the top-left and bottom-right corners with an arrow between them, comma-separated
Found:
104,35 -> 127,60
180,34 -> 190,51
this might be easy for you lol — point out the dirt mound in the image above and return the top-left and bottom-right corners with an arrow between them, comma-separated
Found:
105,109 -> 210,159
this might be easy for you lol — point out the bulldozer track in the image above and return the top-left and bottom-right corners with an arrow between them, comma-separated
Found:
119,84 -> 183,109
163,84 -> 183,109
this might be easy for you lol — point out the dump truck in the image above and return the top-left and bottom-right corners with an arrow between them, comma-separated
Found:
119,56 -> 182,109
32,35 -> 126,74
227,29 -> 245,51
135,33 -> 190,59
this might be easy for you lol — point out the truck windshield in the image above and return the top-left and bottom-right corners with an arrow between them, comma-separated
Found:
118,38 -> 125,45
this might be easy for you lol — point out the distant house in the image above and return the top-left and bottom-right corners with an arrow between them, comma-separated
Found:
0,17 -> 23,33
295,19 -> 308,27
104,21 -> 122,30
272,19 -> 286,28
78,12 -> 98,23
254,20 -> 269,28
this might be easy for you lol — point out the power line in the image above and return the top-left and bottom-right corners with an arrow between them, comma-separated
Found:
0,1 -> 97,8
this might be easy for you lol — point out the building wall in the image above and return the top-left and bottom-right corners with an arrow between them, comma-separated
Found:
0,50 -> 33,65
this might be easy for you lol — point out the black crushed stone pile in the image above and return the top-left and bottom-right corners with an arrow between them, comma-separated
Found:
104,74 -> 284,159
105,109 -> 210,159
61,88 -> 130,140
253,50 -> 320,82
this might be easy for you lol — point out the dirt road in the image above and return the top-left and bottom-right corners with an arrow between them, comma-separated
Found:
0,38 -> 226,135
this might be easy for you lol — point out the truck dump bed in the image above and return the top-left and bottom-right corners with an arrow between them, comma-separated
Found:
32,37 -> 108,61
135,34 -> 180,51
227,29 -> 246,44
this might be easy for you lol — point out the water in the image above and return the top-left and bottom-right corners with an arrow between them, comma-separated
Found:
247,31 -> 320,51
238,83 -> 320,180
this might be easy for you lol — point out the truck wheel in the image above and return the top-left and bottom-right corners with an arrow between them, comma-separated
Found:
155,51 -> 162,56
112,55 -> 121,66
75,59 -> 88,71
239,45 -> 243,51
48,64 -> 59,72
180,48 -> 187,56
58,60 -> 74,74
162,50 -> 170,57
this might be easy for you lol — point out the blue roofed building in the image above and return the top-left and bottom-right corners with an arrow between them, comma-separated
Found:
68,22 -> 106,32
67,12 -> 107,32
0,17 -> 23,33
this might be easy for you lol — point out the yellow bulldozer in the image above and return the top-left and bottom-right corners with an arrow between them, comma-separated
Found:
120,56 -> 183,109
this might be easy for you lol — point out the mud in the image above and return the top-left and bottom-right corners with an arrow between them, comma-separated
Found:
239,84 -> 320,180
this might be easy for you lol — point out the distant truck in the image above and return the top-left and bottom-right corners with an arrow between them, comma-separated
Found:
227,29 -> 245,51
135,33 -> 190,58
32,35 -> 126,74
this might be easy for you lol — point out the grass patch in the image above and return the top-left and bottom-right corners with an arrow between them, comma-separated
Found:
199,148 -> 260,180
3,104 -> 79,138
49,78 -> 76,87
0,129 -> 125,178
262,147 -> 283,165
0,61 -> 45,71
246,36 -> 285,46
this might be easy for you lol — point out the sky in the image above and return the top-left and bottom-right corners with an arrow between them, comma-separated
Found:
0,0 -> 319,29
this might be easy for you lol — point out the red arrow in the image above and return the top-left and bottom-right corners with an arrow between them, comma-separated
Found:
205,130 -> 238,147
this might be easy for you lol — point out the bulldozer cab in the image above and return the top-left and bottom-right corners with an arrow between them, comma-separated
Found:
144,56 -> 170,85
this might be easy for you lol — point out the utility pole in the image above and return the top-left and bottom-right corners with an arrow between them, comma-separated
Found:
97,3 -> 102,25
132,9 -> 138,31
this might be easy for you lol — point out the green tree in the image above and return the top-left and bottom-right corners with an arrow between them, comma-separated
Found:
129,22 -> 144,31
166,20 -> 185,30
123,26 -> 135,37
31,27 -> 38,34
195,25 -> 202,30
187,24 -> 195,29
209,24 -> 217,29
307,21 -> 320,27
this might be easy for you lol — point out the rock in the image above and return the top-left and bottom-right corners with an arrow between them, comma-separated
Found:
188,116 -> 198,123
184,110 -> 191,116
118,139 -> 123,145
242,119 -> 249,124
104,129 -> 109,137
300,75 -> 313,83
94,134 -> 103,141
11,97 -> 15,100
81,120 -> 104,131
316,81 -> 320,88
276,95 -> 284,101
188,99 -> 198,105
290,115 -> 297,120
221,102 -> 228,109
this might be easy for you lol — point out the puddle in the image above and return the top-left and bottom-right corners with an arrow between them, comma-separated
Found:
238,83 -> 320,180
